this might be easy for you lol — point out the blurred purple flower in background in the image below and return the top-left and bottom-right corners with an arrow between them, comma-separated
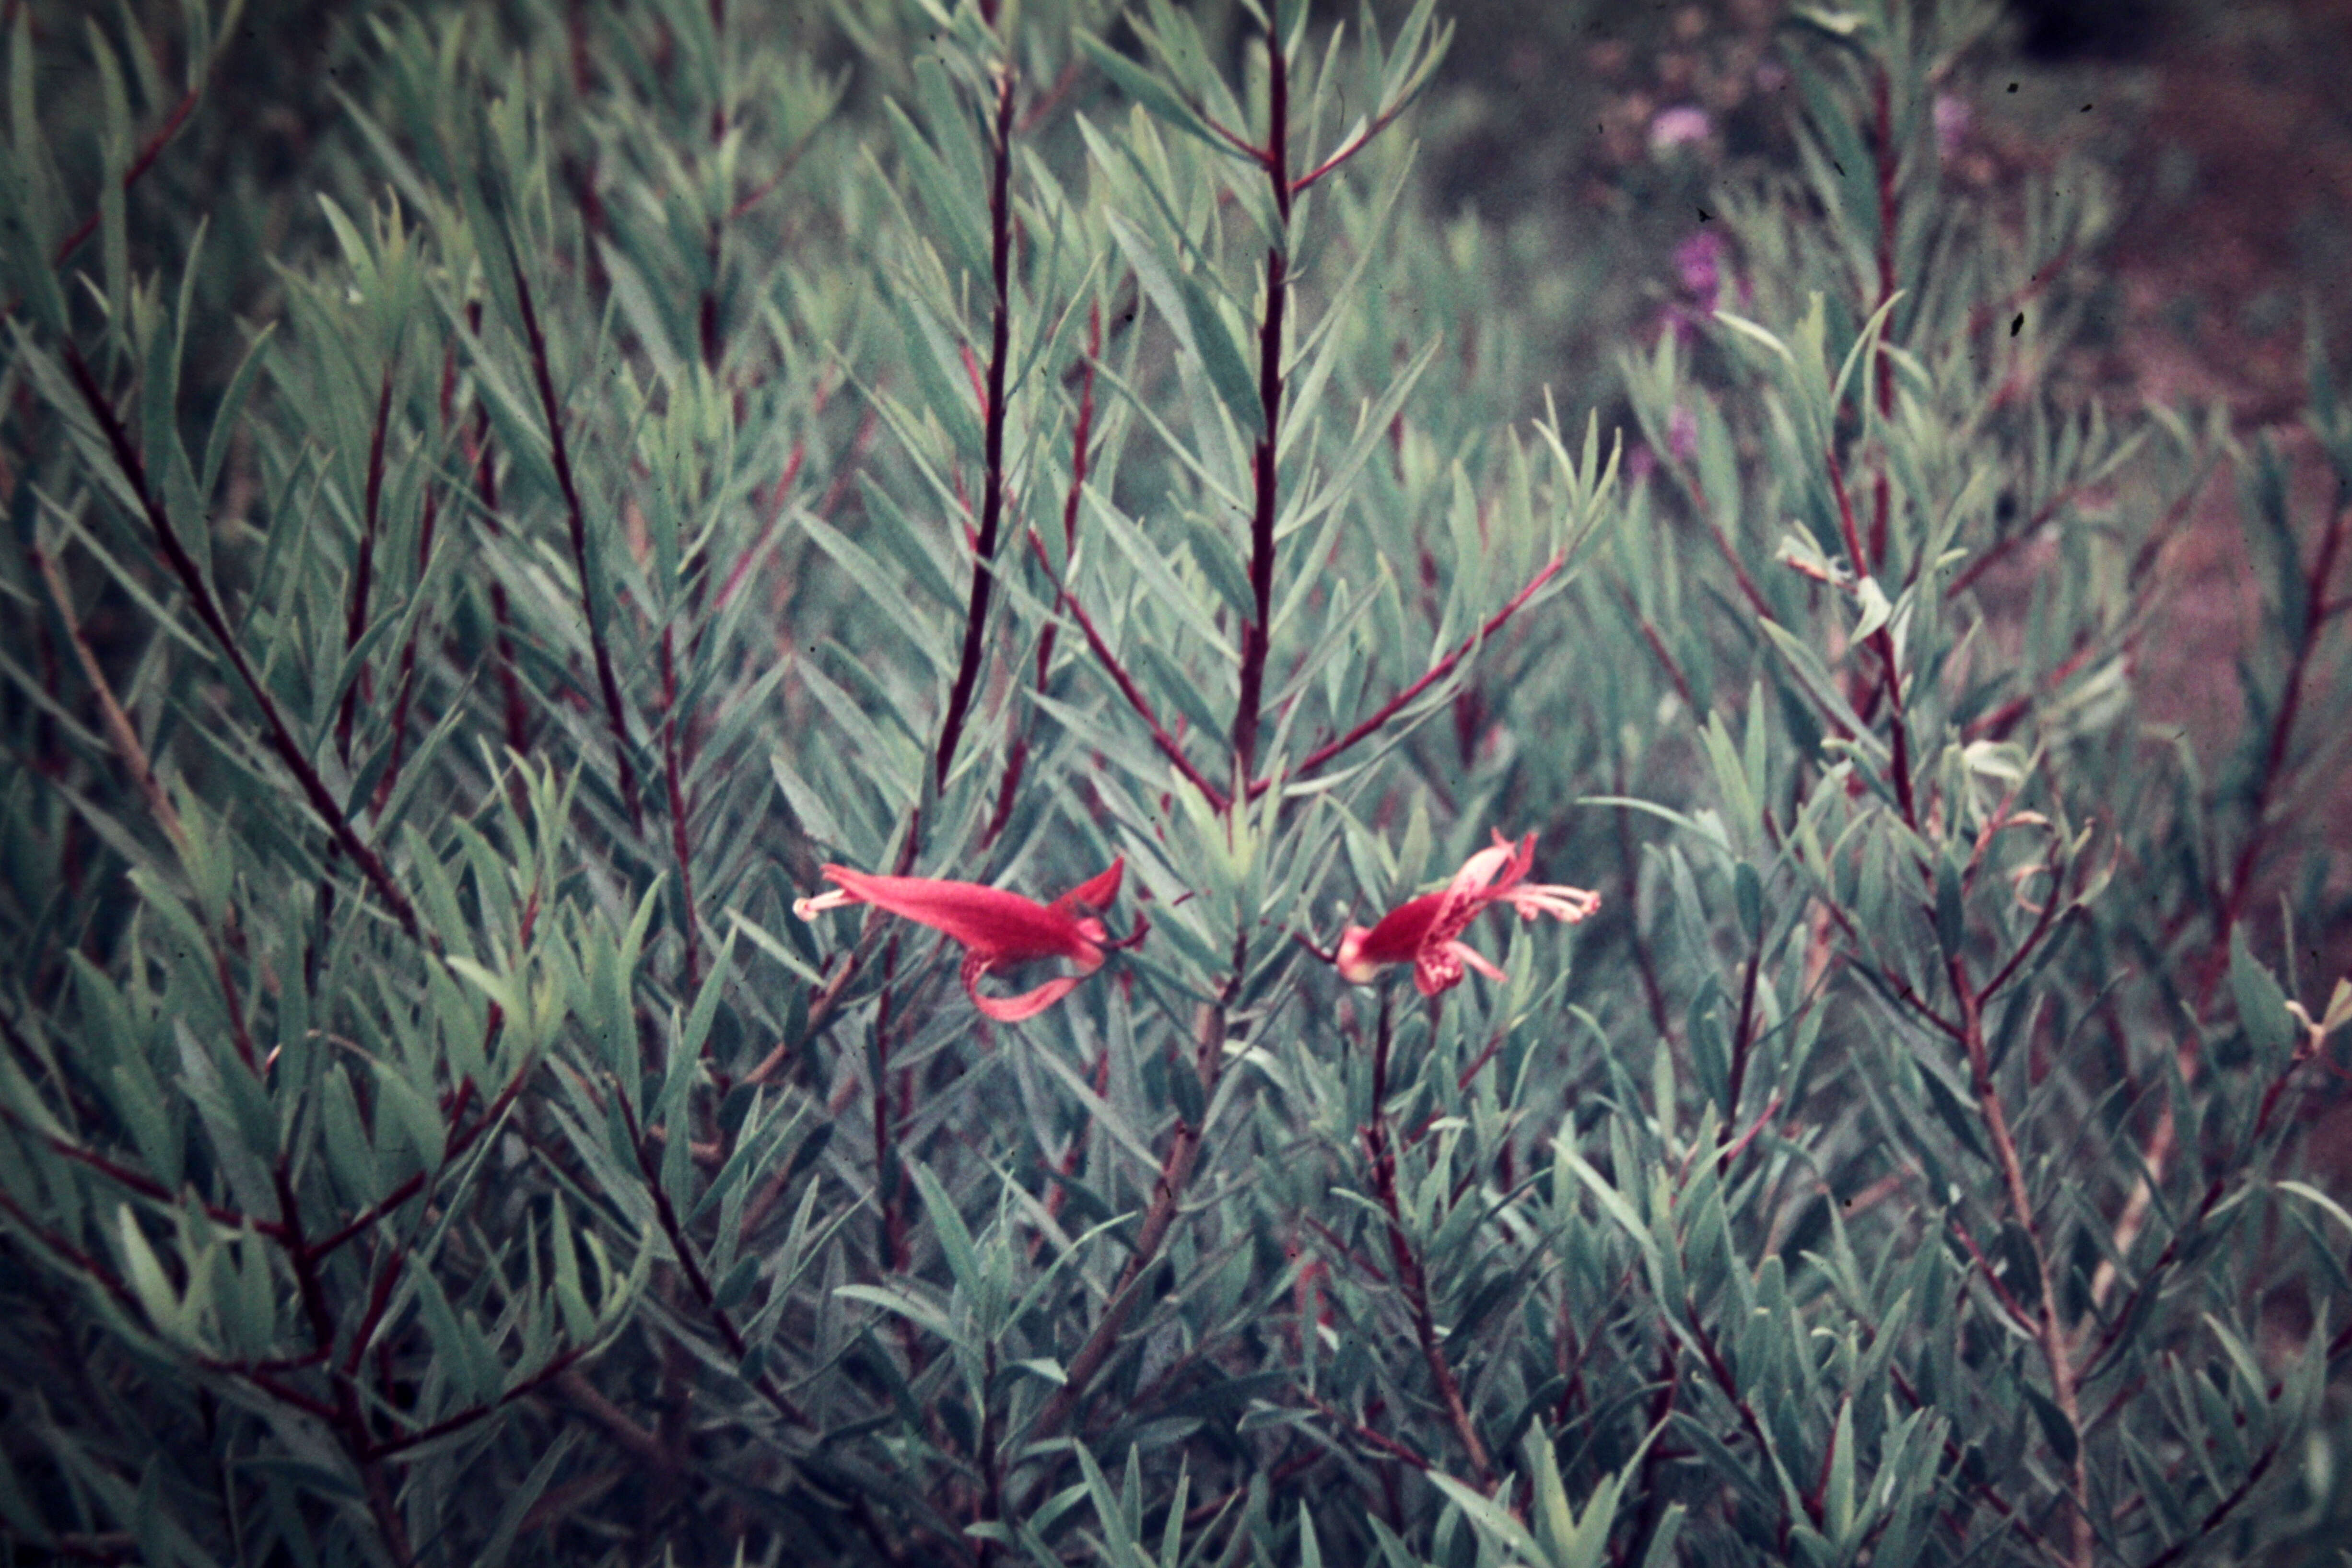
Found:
1934,93 -> 1972,158
1675,230 -> 1725,313
1649,105 -> 1712,154
1667,403 -> 1700,463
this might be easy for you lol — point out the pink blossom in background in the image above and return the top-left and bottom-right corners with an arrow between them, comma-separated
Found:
1649,105 -> 1712,154
1934,94 -> 1972,158
1668,404 -> 1699,463
1675,230 -> 1726,313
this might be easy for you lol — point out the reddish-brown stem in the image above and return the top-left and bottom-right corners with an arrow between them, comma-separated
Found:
1826,445 -> 1919,830
2083,1030 -> 2321,1382
271,1165 -> 418,1566
985,304 -> 1100,848
1021,1120 -> 1200,1448
1886,1364 -> 2069,1566
699,220 -> 725,374
1614,1342 -> 1683,1568
1965,641 -> 2100,745
0,1187 -> 142,1319
2215,494 -> 2350,939
211,932 -> 261,1077
309,1028 -> 520,1258
43,83 -> 200,277
1230,30 -> 1291,785
1949,953 -> 2092,1568
337,365 -> 396,765
32,543 -> 184,844
1299,1388 -> 1434,1472
59,343 -> 425,945
1945,480 -> 2100,603
373,335 -> 462,813
1661,448 -> 1776,621
1947,1210 -> 2042,1335
658,629 -> 702,995
509,256 -> 642,835
2138,1439 -> 2283,1568
1682,1305 -> 1824,1542
1814,892 -> 1965,1040
371,488 -> 438,816
1254,551 -> 1566,799
1289,98 -> 1416,197
1871,69 -> 1898,426
1364,992 -> 1493,1486
15,1123 -> 255,1233
1613,581 -> 1697,709
1182,1450 -> 1327,1528
934,67 -> 1020,790
462,304 -> 531,758
1972,850 -> 2067,1009
614,1090 -> 814,1428
364,1346 -> 590,1461
2088,491 -> 2338,1347
1017,1002 -> 1224,1495
699,11 -> 728,370
1719,919 -> 1765,1143
1029,529 -> 1229,809
1614,765 -> 1677,1045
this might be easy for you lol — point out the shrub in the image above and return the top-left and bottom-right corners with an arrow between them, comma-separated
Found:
1,0 -> 2347,1564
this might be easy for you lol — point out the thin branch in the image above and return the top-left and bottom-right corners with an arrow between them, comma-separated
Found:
310,1032 -> 524,1258
2216,496 -> 2350,935
462,304 -> 532,756
1949,953 -> 2092,1568
985,303 -> 1100,849
336,364 -> 396,765
1973,851 -> 2068,1008
1029,529 -> 1229,809
508,256 -> 642,835
1681,1307 -> 1825,1541
44,81 -> 201,274
1230,27 -> 1292,784
616,1091 -> 814,1429
1365,988 -> 1491,1486
1611,579 -> 1696,709
32,542 -> 183,846
373,339 -> 461,815
1259,550 -> 1566,797
2136,1438 -> 2283,1568
1288,97 -> 1416,196
365,1346 -> 590,1460
1962,246 -> 2076,340
1825,444 -> 1918,831
658,629 -> 702,995
59,343 -> 425,945
933,66 -> 1020,789
1887,1363 -> 2071,1568
1719,917 -> 1766,1142
1016,998 -> 1226,1479
272,1166 -> 417,1566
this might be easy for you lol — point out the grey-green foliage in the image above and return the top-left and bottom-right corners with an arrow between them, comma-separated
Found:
1,0 -> 2348,1565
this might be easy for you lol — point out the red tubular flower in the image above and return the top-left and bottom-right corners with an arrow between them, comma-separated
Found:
1335,831 -> 1600,997
793,858 -> 1126,1022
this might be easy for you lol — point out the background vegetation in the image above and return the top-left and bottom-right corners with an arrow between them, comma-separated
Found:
2,1 -> 2348,1565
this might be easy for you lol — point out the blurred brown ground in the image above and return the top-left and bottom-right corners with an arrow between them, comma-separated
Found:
2078,0 -> 2352,1181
